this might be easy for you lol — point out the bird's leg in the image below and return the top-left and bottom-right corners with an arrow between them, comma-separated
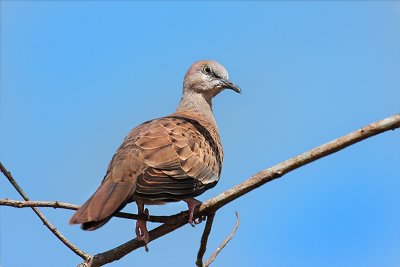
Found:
135,199 -> 150,244
184,198 -> 205,226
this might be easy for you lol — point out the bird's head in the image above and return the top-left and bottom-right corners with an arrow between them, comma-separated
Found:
183,60 -> 241,98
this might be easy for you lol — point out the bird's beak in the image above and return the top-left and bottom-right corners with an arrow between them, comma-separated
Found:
220,78 -> 241,94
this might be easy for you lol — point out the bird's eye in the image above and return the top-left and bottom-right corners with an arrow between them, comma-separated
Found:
203,66 -> 212,75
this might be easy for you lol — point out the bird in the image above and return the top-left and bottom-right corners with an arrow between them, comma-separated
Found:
69,60 -> 241,244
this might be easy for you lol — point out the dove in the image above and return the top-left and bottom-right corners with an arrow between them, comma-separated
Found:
70,60 -> 241,244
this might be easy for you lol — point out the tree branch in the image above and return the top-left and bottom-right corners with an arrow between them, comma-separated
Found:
86,113 -> 400,266
0,199 -> 170,223
198,114 -> 400,213
0,163 -> 91,261
204,211 -> 240,267
196,211 -> 216,267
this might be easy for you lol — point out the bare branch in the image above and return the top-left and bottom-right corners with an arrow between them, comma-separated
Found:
0,199 -> 81,210
204,212 -> 240,267
84,113 -> 400,266
0,163 -> 91,261
2,114 -> 399,266
0,199 -> 170,223
196,211 -> 217,267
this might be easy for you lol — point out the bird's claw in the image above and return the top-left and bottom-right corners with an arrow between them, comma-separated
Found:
185,198 -> 204,226
189,214 -> 207,227
135,208 -> 150,244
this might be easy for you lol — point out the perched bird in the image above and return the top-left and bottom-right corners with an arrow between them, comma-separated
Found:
70,60 -> 241,243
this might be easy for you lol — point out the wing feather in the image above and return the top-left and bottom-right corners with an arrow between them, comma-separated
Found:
133,115 -> 223,201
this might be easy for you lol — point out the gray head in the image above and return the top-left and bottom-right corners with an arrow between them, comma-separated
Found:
183,60 -> 241,98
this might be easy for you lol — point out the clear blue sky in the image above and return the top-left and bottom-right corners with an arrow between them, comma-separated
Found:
1,1 -> 399,267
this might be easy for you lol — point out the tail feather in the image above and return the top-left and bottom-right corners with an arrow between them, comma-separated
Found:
70,179 -> 135,230
81,218 -> 112,231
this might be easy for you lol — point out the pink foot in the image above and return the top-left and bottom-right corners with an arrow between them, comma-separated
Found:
135,208 -> 150,244
184,198 -> 206,226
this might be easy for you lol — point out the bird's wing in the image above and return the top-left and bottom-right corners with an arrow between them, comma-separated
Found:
133,115 -> 223,201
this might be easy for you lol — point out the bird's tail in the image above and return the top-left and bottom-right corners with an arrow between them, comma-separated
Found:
69,177 -> 135,230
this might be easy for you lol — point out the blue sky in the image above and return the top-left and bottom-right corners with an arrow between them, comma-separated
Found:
1,1 -> 399,267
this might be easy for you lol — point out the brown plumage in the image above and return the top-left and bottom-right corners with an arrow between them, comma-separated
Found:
69,60 -> 241,243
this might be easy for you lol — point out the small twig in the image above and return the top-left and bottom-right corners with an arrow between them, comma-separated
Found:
0,199 -> 81,210
0,198 -> 169,223
0,163 -> 91,261
204,211 -> 240,267
196,211 -> 217,267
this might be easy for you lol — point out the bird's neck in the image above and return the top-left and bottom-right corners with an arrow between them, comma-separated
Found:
176,91 -> 217,127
